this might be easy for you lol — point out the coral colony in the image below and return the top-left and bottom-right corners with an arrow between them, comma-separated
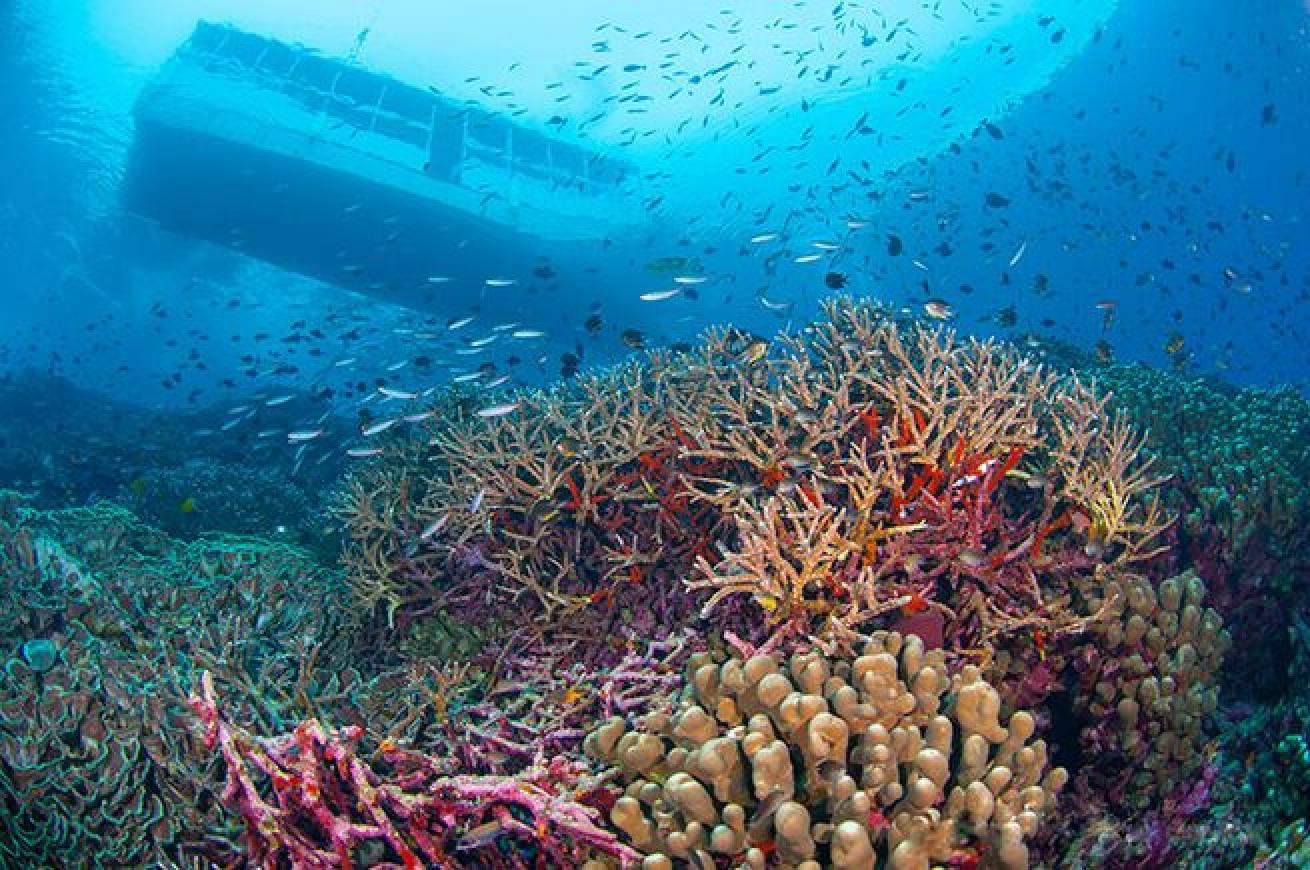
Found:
4,298 -> 1310,866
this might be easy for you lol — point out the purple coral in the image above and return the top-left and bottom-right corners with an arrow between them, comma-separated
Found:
190,671 -> 640,869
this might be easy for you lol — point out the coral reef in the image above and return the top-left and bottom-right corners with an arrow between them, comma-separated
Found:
0,370 -> 342,548
587,631 -> 1065,869
1094,365 -> 1310,698
9,297 -> 1307,868
1096,366 -> 1310,569
341,299 -> 1169,664
190,671 -> 639,869
0,493 -> 354,865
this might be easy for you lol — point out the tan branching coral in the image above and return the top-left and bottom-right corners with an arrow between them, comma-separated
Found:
341,297 -> 1171,668
586,631 -> 1066,869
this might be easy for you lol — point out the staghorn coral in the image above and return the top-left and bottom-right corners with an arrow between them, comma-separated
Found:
340,299 -> 1169,670
586,631 -> 1066,869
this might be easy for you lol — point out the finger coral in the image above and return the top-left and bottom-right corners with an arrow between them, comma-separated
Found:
1076,570 -> 1229,800
586,630 -> 1066,869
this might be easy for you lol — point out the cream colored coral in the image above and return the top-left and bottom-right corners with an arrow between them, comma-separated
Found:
585,631 -> 1065,868
1083,569 -> 1229,800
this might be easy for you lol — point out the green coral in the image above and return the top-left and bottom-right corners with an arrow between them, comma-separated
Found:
1096,364 -> 1310,561
0,491 -> 359,865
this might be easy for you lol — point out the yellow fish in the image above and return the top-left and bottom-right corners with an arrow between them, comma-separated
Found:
743,339 -> 769,364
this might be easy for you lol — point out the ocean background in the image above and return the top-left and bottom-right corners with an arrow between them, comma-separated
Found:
3,1 -> 1310,868
5,0 -> 1308,413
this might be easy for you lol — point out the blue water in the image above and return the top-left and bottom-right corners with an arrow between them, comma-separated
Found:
5,0 -> 1306,415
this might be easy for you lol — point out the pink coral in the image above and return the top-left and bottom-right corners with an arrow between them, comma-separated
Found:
189,672 -> 639,868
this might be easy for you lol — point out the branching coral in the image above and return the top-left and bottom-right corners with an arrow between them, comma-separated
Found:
340,299 -> 1170,673
586,631 -> 1066,869
191,671 -> 639,869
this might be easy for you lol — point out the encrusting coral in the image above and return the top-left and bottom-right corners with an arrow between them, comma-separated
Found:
586,631 -> 1066,869
0,494 -> 354,865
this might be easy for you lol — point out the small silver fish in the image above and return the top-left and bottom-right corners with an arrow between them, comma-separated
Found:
419,514 -> 449,541
476,401 -> 520,418
347,447 -> 383,458
362,418 -> 398,437
456,820 -> 503,851
286,429 -> 324,443
1009,240 -> 1027,268
378,387 -> 418,400
640,288 -> 681,302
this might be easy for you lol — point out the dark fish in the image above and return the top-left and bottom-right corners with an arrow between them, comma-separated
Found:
887,234 -> 904,256
584,314 -> 604,333
985,192 -> 1010,208
824,271 -> 848,289
621,329 -> 645,349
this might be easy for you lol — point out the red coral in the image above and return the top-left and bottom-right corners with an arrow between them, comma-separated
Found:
189,672 -> 639,869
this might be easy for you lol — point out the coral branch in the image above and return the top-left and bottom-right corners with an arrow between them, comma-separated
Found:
190,671 -> 639,868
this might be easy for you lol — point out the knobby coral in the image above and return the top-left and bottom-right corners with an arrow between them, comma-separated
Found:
586,631 -> 1066,869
